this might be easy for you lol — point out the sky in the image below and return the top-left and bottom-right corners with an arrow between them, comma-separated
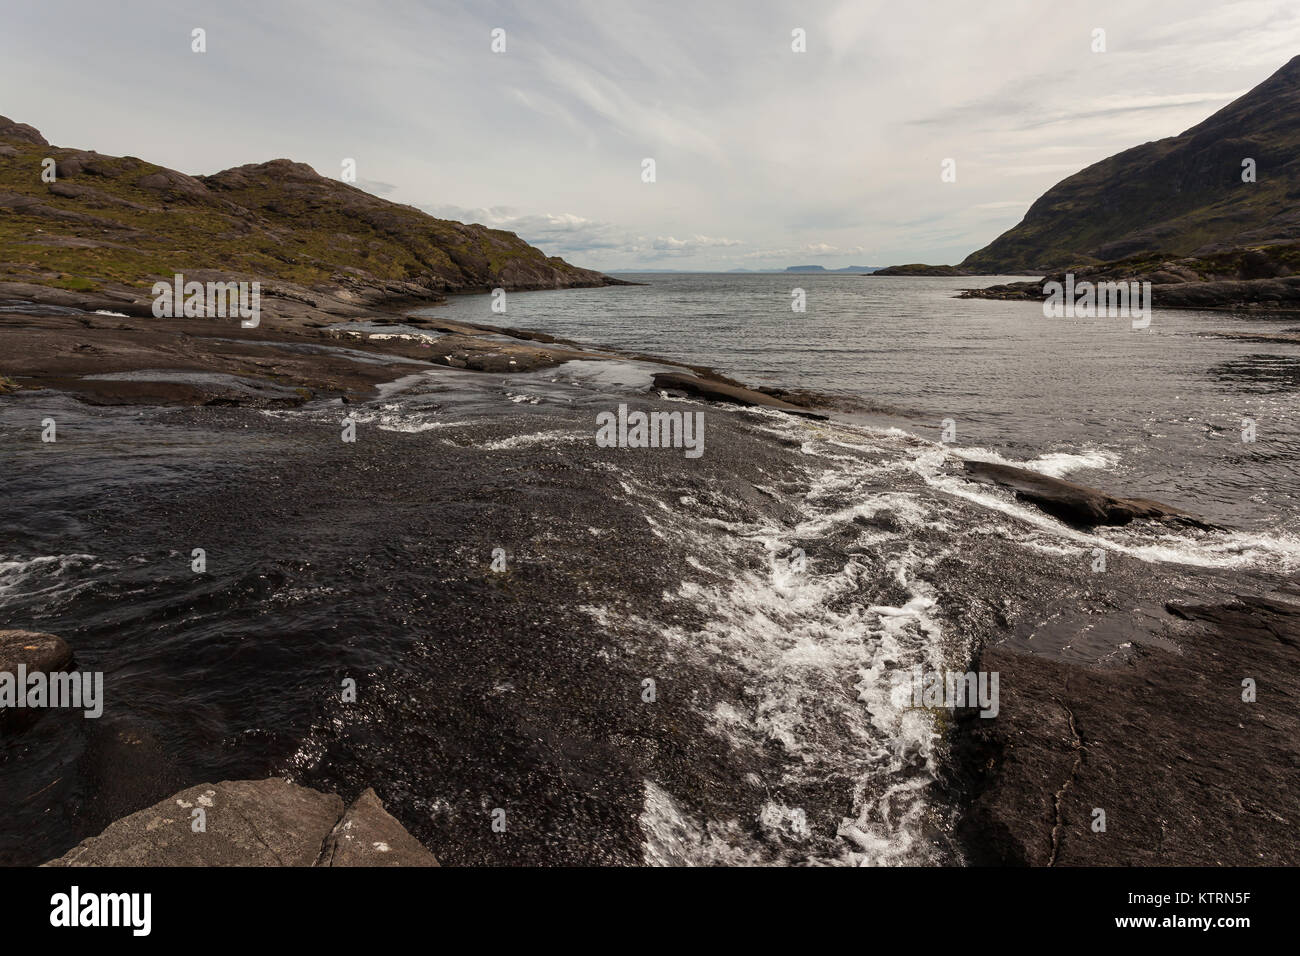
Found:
3,0 -> 1299,271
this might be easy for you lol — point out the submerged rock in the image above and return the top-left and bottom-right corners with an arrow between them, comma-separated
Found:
46,778 -> 439,866
0,628 -> 72,674
0,629 -> 75,730
960,460 -> 1217,530
652,371 -> 829,419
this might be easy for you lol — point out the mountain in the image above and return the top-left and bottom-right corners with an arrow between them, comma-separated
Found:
0,116 -> 619,310
959,55 -> 1300,273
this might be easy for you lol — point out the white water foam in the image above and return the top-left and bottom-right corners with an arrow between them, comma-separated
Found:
0,553 -> 101,604
475,429 -> 587,451
608,460 -> 955,866
753,409 -> 1300,573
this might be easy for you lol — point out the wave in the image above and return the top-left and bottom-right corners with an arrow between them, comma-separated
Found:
0,553 -> 102,604
750,408 -> 1300,573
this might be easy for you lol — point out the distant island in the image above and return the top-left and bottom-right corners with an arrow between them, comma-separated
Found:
783,265 -> 881,274
870,264 -> 970,276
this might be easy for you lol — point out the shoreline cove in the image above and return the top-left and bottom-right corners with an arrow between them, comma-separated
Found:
3,270 -> 1299,866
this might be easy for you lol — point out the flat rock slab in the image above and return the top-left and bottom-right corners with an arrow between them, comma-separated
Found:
960,459 -> 1217,530
952,594 -> 1300,865
45,778 -> 438,867
652,371 -> 829,419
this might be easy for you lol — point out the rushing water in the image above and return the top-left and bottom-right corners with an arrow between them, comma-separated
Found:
2,275 -> 1298,866
425,273 -> 1300,532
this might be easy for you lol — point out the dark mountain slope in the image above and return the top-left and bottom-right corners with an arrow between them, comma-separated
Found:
960,55 -> 1300,273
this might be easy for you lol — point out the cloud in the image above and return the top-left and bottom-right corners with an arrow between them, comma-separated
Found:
356,178 -> 397,195
3,0 -> 1298,269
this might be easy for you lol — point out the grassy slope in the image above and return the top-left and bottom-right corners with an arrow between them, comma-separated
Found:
0,130 -> 607,297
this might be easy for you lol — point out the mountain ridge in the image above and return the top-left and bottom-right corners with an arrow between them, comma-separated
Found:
0,115 -> 622,318
959,55 -> 1300,273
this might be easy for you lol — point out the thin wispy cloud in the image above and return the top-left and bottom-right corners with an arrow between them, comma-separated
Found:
2,0 -> 1298,269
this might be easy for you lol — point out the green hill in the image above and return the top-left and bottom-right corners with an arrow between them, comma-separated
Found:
0,116 -> 616,304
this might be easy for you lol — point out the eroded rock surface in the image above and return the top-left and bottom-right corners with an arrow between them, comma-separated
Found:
46,778 -> 439,867
950,594 -> 1300,865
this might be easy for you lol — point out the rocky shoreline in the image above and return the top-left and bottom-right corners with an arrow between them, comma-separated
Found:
957,242 -> 1300,313
947,592 -> 1300,865
0,281 -> 840,416
5,308 -> 1297,864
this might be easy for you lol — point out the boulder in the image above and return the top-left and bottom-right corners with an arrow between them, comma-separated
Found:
0,628 -> 73,674
960,460 -> 1218,530
46,778 -> 439,866
0,629 -> 76,730
319,787 -> 440,866
951,594 -> 1300,865
0,115 -> 48,146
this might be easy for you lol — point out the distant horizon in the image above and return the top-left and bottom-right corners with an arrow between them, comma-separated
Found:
606,265 -> 882,274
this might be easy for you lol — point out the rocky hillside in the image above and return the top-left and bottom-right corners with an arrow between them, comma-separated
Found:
960,55 -> 1300,273
959,238 -> 1300,314
0,115 -> 619,311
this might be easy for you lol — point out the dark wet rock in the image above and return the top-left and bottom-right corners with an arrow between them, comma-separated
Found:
0,628 -> 75,729
80,370 -> 312,408
960,460 -> 1217,530
46,778 -> 439,866
0,628 -> 73,675
753,383 -> 847,413
853,510 -> 905,533
418,331 -> 602,373
949,594 -> 1300,865
652,371 -> 829,419
1166,594 -> 1300,647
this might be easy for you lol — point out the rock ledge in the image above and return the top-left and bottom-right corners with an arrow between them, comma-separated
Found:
45,778 -> 439,867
